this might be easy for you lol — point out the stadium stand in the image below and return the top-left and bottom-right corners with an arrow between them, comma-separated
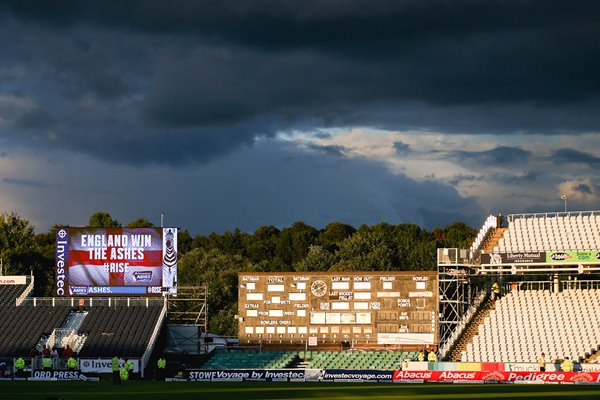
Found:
470,215 -> 498,256
461,288 -> 600,363
201,349 -> 416,370
0,284 -> 28,307
201,348 -> 298,369
441,210 -> 600,363
494,212 -> 600,252
77,305 -> 164,358
301,350 -> 413,370
0,305 -> 71,357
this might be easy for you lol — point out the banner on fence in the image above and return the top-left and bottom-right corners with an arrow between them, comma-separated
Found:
393,370 -> 600,383
320,369 -> 394,382
187,369 -> 306,382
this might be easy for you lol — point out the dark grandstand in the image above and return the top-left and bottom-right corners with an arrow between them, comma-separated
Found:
0,280 -> 166,374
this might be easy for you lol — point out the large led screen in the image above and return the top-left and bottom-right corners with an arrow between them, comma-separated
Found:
55,227 -> 177,296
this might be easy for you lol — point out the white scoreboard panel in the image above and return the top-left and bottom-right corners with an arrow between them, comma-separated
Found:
238,271 -> 438,347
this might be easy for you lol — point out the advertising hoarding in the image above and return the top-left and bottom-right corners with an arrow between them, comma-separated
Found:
546,250 -> 600,263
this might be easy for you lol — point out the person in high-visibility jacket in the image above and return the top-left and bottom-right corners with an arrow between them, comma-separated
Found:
120,367 -> 129,382
156,357 -> 167,380
492,281 -> 501,300
562,357 -> 573,372
112,356 -> 121,385
67,357 -> 78,370
124,359 -> 134,380
401,359 -> 409,371
417,350 -> 425,362
15,357 -> 25,376
427,350 -> 437,362
42,356 -> 52,371
538,353 -> 546,372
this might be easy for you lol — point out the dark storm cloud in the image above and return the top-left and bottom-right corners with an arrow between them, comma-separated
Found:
304,143 -> 346,157
573,183 -> 592,195
393,141 -> 411,155
15,108 -> 56,130
551,148 -> 600,167
1,1 -> 599,165
448,171 -> 541,187
2,177 -> 45,188
500,171 -> 540,185
449,146 -> 532,166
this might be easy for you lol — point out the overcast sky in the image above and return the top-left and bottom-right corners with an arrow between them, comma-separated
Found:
1,1 -> 599,235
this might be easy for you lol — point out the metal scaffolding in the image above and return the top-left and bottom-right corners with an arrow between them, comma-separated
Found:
166,285 -> 209,331
437,248 -> 482,349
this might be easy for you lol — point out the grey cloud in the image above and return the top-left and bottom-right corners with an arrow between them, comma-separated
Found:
552,148 -> 600,167
304,143 -> 346,157
449,146 -> 532,167
4,140 -> 483,233
2,177 -> 45,187
15,108 -> 55,130
393,141 -> 411,155
500,171 -> 540,185
573,183 -> 592,195
0,2 -> 599,167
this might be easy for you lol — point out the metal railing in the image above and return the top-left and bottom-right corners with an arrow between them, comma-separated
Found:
507,210 -> 599,223
498,279 -> 600,294
22,297 -> 164,307
437,248 -> 471,265
561,280 -> 600,290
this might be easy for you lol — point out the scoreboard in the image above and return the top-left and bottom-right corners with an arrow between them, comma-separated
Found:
238,271 -> 438,347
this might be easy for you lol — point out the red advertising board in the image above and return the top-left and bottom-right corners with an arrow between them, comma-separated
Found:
393,370 -> 600,383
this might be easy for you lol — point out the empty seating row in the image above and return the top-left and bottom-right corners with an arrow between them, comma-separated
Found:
461,289 -> 600,363
77,305 -> 163,358
0,305 -> 71,357
201,349 -> 297,369
201,349 -> 417,370
0,284 -> 28,307
493,212 -> 600,253
304,350 -> 413,370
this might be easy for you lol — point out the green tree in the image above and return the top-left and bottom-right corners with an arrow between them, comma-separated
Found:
318,222 -> 356,252
88,211 -> 121,228
125,218 -> 154,228
0,212 -> 37,276
443,222 -> 477,249
333,226 -> 396,271
178,229 -> 193,255
178,248 -> 251,336
244,225 -> 279,264
294,245 -> 336,272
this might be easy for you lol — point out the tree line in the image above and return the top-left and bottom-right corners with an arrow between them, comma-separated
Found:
0,211 -> 477,336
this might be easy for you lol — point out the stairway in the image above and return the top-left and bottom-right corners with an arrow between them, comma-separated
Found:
585,350 -> 600,363
483,228 -> 507,252
445,298 -> 496,362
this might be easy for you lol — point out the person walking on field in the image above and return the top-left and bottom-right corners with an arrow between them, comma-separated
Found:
112,356 -> 121,385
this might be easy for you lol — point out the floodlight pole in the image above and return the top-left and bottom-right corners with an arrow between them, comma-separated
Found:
561,195 -> 567,213
160,212 -> 165,228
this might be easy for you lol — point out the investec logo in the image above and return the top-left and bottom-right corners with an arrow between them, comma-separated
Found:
55,229 -> 68,296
